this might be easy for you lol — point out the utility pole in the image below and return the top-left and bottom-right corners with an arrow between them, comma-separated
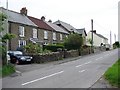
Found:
110,30 -> 112,49
91,19 -> 93,53
114,33 -> 116,42
6,0 -> 9,64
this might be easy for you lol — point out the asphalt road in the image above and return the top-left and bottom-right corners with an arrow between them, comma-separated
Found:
2,49 -> 119,88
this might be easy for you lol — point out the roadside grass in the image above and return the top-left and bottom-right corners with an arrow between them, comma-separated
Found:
104,59 -> 120,87
0,64 -> 15,77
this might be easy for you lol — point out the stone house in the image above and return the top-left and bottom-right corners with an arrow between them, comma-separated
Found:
54,20 -> 79,34
45,21 -> 69,44
0,7 -> 70,51
0,7 -> 38,51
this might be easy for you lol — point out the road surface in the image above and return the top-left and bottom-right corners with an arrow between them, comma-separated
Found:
2,49 -> 119,88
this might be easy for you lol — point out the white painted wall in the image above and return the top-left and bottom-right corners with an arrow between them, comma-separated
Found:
86,31 -> 108,47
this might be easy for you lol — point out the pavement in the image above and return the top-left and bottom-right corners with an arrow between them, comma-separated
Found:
1,49 -> 119,88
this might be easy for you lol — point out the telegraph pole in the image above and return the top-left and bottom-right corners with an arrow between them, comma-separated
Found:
114,33 -> 116,42
6,0 -> 9,64
110,31 -> 112,49
91,19 -> 93,53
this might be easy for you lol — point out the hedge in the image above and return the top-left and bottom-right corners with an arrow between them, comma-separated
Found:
43,44 -> 64,52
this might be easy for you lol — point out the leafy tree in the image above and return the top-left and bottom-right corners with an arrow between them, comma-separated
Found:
0,13 -> 15,65
64,33 -> 83,55
113,41 -> 120,49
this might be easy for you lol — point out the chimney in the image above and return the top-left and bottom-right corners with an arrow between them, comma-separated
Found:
93,30 -> 96,33
41,16 -> 45,21
20,7 -> 27,15
48,19 -> 52,23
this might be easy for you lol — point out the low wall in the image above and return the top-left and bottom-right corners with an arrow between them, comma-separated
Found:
26,50 -> 79,63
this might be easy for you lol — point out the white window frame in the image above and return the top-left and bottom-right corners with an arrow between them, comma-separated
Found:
60,34 -> 63,40
66,35 -> 68,38
18,40 -> 26,47
19,26 -> 25,37
44,31 -> 48,39
33,28 -> 38,38
53,32 -> 56,40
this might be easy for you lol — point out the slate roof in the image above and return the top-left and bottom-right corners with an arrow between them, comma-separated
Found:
54,20 -> 79,33
90,31 -> 108,40
45,22 -> 69,34
0,7 -> 37,27
28,16 -> 54,31
76,28 -> 87,36
95,33 -> 108,40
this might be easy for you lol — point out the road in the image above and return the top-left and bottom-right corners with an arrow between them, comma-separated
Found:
2,49 -> 119,88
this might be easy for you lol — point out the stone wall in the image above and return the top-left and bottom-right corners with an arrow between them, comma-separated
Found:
26,50 -> 79,63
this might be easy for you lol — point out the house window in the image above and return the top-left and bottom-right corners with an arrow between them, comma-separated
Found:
44,31 -> 48,39
18,40 -> 26,47
53,32 -> 56,40
60,34 -> 63,40
33,28 -> 37,38
19,26 -> 25,37
66,35 -> 68,38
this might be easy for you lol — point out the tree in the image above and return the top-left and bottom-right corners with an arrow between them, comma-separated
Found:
113,41 -> 120,49
64,33 -> 83,55
0,13 -> 15,65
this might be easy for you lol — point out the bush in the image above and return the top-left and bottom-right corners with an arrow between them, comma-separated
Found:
64,33 -> 83,50
24,43 -> 42,54
43,44 -> 64,52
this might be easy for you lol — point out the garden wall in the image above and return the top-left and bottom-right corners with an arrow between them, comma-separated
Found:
26,50 -> 79,63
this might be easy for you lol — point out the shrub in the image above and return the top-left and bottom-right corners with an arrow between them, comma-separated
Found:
64,33 -> 83,50
24,43 -> 42,54
43,44 -> 64,52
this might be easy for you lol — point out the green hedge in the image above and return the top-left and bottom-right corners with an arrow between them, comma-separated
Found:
43,44 -> 64,52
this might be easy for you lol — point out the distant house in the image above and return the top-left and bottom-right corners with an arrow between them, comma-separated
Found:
45,21 -> 69,44
86,30 -> 108,47
0,7 -> 38,51
76,28 -> 87,45
54,20 -> 79,34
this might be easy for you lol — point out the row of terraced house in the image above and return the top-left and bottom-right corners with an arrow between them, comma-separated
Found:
0,7 -> 108,51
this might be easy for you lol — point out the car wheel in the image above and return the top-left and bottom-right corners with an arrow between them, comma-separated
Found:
16,60 -> 20,65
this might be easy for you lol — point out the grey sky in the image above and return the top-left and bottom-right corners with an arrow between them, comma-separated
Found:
0,0 -> 119,43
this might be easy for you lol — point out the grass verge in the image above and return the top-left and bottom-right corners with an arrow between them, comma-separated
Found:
0,64 -> 15,77
104,59 -> 120,87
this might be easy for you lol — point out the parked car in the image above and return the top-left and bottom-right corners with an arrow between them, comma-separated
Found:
7,52 -> 10,63
8,51 -> 32,64
105,44 -> 110,51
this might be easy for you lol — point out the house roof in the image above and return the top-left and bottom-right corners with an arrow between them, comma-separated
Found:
76,28 -> 87,36
0,7 -> 37,27
54,20 -> 79,33
89,31 -> 108,40
45,22 -> 69,34
94,33 -> 108,40
28,16 -> 54,31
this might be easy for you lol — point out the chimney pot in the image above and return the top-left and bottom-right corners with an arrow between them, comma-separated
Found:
41,16 -> 45,21
20,7 -> 27,15
48,19 -> 52,23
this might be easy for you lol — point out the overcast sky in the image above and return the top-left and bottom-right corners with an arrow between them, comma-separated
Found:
0,0 -> 119,43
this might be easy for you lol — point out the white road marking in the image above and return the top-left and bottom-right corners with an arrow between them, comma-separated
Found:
79,70 -> 85,73
22,71 -> 64,86
84,61 -> 92,64
95,57 -> 103,61
76,61 -> 92,67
